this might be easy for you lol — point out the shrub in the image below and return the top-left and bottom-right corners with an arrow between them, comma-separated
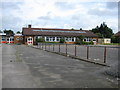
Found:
76,35 -> 84,45
82,41 -> 94,45
36,38 -> 45,42
60,38 -> 65,43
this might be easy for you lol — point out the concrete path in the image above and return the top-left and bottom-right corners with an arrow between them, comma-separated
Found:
2,44 -> 118,88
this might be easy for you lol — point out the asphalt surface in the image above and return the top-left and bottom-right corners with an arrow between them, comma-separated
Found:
2,44 -> 119,88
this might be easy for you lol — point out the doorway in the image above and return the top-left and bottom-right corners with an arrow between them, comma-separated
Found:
27,37 -> 33,45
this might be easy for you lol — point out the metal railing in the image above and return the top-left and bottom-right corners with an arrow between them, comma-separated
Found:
37,43 -> 119,64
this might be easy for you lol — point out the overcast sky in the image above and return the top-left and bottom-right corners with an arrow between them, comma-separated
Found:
0,0 -> 119,33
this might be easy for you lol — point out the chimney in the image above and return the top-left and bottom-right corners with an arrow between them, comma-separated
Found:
28,24 -> 32,28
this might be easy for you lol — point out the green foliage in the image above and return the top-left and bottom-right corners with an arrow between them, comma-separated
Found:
36,38 -> 45,42
60,38 -> 65,43
82,41 -> 94,45
80,28 -> 82,30
76,35 -> 84,44
71,28 -> 74,30
16,31 -> 21,34
3,29 -> 14,34
45,42 -> 60,44
92,22 -> 113,38
102,43 -> 120,45
111,36 -> 119,43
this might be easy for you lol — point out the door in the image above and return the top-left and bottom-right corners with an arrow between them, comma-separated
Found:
27,37 -> 33,45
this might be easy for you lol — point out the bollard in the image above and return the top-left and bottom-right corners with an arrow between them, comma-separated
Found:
66,44 -> 67,56
87,46 -> 89,59
75,45 -> 77,56
104,47 -> 107,63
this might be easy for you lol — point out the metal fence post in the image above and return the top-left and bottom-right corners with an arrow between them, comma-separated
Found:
39,43 -> 41,49
37,43 -> 39,48
59,44 -> 60,53
53,44 -> 54,51
42,43 -> 43,49
49,44 -> 50,51
66,44 -> 67,56
40,43 -> 41,49
75,45 -> 77,56
45,43 -> 46,50
87,46 -> 89,59
104,47 -> 107,63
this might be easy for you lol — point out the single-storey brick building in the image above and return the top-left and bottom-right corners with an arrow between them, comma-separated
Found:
0,33 -> 14,44
0,33 -> 6,44
22,25 -> 98,45
14,34 -> 23,44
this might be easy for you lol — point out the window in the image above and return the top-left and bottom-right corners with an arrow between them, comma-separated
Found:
65,37 -> 68,41
2,36 -> 5,39
68,37 -> 71,41
7,39 -> 9,41
53,37 -> 55,41
16,38 -> 19,40
92,39 -> 96,41
10,38 -> 14,41
72,38 -> 74,42
2,38 -> 5,41
49,37 -> 52,41
57,37 -> 59,41
84,39 -> 86,41
20,38 -> 23,40
46,37 -> 49,41
83,38 -> 91,42
28,38 -> 31,41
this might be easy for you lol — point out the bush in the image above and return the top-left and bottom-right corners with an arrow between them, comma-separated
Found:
60,38 -> 65,43
82,41 -> 94,45
36,38 -> 45,42
111,36 -> 119,43
76,38 -> 82,45
45,42 -> 60,44
76,35 -> 84,45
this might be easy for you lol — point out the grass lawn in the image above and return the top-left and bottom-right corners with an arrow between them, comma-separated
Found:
101,43 -> 120,45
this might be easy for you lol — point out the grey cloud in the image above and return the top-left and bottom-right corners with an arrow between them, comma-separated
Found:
71,15 -> 80,20
38,16 -> 51,20
38,12 -> 53,20
106,2 -> 118,9
88,8 -> 117,16
2,15 -> 22,31
54,2 -> 75,11
2,2 -> 23,10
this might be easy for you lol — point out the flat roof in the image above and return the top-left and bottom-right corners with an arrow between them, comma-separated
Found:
14,34 -> 23,36
0,33 -> 6,35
